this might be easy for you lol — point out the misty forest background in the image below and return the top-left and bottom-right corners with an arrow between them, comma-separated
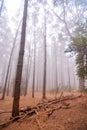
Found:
0,0 -> 87,108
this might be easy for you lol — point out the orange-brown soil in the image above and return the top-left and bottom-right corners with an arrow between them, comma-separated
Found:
0,92 -> 87,130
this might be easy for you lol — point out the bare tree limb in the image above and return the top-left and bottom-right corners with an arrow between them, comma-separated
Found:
0,0 -> 4,16
47,2 -> 73,39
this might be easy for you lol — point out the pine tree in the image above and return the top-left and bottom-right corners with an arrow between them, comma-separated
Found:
12,0 -> 28,117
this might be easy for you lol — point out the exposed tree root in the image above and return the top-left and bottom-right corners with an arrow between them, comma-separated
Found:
0,94 -> 83,129
0,115 -> 23,128
34,110 -> 43,130
0,110 -> 11,114
35,117 -> 43,130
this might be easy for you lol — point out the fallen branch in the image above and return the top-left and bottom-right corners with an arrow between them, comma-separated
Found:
35,110 -> 43,130
35,118 -> 43,130
46,105 -> 62,117
18,109 -> 36,122
0,94 -> 82,128
0,110 -> 12,114
0,115 -> 23,128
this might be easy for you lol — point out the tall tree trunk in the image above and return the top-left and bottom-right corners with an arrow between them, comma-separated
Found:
73,71 -> 76,88
12,0 -> 28,117
54,57 -> 59,97
36,58 -> 39,91
42,6 -> 47,99
67,58 -> 71,92
53,43 -> 59,96
1,21 -> 21,100
32,20 -> 36,98
7,66 -> 11,96
0,64 -> 6,98
60,48 -> 63,88
24,47 -> 32,96
36,74 -> 39,91
0,0 -> 4,16
79,78 -> 85,92
86,51 -> 87,77
73,65 -> 76,89
78,52 -> 85,93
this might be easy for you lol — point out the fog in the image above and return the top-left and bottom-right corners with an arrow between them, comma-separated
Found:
1,0 -> 86,95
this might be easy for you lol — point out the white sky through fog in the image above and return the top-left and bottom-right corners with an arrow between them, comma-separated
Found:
6,0 -> 22,33
6,0 -> 53,18
6,0 -> 53,33
0,0 -> 79,87
6,0 -> 21,18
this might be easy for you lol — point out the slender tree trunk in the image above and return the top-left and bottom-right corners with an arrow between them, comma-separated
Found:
32,20 -> 36,98
0,64 -> 6,98
53,43 -> 59,96
24,49 -> 32,96
73,72 -> 76,88
73,66 -> 76,89
1,21 -> 21,100
60,49 -> 63,88
7,66 -> 11,96
55,58 -> 59,97
42,6 -> 47,99
36,58 -> 39,91
86,51 -> 87,76
79,78 -> 85,92
36,75 -> 39,91
55,58 -> 59,93
78,52 -> 85,92
0,0 -> 4,16
67,58 -> 71,92
12,0 -> 28,117
1,64 -> 9,99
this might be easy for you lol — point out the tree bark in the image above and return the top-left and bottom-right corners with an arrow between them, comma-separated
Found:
12,0 -> 28,117
42,5 -> 47,99
79,78 -> 85,92
24,47 -> 32,96
0,0 -> 4,16
1,21 -> 21,100
32,19 -> 36,98
86,50 -> 87,77
67,58 -> 71,92
6,66 -> 11,96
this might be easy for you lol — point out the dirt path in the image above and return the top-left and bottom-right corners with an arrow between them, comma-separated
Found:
0,93 -> 87,130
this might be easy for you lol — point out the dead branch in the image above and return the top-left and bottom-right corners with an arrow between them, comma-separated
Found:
0,115 -> 23,128
34,110 -> 43,130
18,109 -> 36,121
35,118 -> 43,130
0,110 -> 12,114
46,105 -> 62,117
0,94 -> 82,128
59,91 -> 63,101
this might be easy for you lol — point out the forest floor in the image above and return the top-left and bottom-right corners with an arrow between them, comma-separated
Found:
0,92 -> 87,130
